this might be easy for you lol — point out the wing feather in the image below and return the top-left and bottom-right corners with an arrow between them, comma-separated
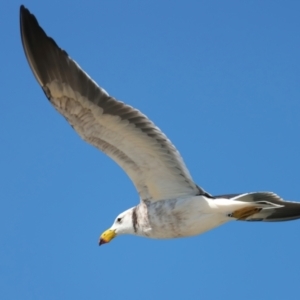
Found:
20,6 -> 206,202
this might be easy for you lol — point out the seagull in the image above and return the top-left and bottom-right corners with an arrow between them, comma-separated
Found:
20,5 -> 300,246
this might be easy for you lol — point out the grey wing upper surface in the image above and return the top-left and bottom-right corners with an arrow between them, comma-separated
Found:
20,6 -> 208,202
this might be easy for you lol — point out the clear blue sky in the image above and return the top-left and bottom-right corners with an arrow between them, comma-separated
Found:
1,1 -> 300,299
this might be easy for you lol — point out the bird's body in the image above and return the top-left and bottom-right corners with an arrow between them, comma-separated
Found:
117,193 -> 291,239
19,5 -> 300,246
136,196 -> 231,239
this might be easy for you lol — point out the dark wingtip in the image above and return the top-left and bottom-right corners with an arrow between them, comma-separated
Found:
19,4 -> 45,85
20,5 -> 25,13
19,4 -> 66,88
20,5 -> 39,34
19,4 -> 105,108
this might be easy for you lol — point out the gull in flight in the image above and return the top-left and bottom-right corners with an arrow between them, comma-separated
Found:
20,5 -> 300,246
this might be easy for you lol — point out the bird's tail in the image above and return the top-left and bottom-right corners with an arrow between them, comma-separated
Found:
215,192 -> 300,222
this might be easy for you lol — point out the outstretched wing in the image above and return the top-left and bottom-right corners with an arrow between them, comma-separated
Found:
20,6 -> 206,202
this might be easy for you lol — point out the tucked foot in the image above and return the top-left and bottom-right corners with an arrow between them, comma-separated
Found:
229,206 -> 262,220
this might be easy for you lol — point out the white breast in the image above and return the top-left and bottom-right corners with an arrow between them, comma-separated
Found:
143,196 -> 230,239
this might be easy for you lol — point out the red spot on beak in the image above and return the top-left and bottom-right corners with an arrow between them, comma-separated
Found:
99,238 -> 108,246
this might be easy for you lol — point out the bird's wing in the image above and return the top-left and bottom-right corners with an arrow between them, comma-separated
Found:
215,192 -> 300,221
20,6 -> 207,202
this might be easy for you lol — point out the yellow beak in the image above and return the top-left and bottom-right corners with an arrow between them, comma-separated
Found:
99,229 -> 116,246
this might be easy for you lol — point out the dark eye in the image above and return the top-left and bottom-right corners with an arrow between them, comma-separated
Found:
117,217 -> 122,223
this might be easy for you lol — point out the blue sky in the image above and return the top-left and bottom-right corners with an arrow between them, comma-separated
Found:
1,1 -> 300,299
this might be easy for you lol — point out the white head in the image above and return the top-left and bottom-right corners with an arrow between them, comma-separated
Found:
99,207 -> 136,245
